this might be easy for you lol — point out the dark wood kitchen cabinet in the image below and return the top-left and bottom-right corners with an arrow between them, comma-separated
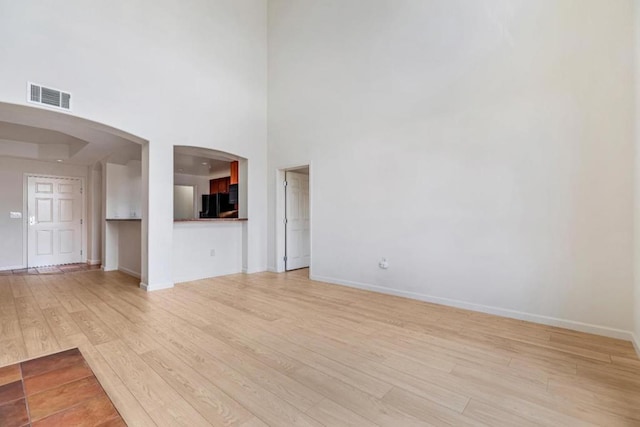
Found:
210,177 -> 230,194
230,161 -> 239,185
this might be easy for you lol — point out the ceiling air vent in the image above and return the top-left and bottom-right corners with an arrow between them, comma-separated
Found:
27,82 -> 72,111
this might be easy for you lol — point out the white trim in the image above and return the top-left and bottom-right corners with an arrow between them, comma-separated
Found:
23,173 -> 87,268
632,333 -> 640,357
86,259 -> 101,266
267,266 -> 278,273
140,281 -> 174,292
174,270 -> 244,284
173,274 -> 212,284
102,266 -> 117,272
310,274 -> 635,342
275,169 -> 286,273
275,162 -> 313,275
118,266 -> 141,279
0,265 -> 26,272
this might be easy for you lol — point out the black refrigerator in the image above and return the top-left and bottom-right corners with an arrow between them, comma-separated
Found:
200,193 -> 234,218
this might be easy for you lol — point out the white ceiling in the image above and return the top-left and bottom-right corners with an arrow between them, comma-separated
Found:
174,153 -> 232,176
0,103 -> 142,166
174,146 -> 241,176
0,104 -> 244,173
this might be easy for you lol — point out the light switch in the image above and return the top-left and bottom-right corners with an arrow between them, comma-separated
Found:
10,212 -> 22,219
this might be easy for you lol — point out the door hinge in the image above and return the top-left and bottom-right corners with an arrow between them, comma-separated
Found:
80,250 -> 83,255
80,219 -> 83,224
283,218 -> 288,224
284,256 -> 288,262
283,180 -> 288,187
80,187 -> 83,194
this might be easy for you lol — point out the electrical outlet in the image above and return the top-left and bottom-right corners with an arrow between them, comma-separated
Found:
379,257 -> 389,269
210,249 -> 216,257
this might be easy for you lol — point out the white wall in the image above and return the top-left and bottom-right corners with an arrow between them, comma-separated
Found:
634,0 -> 640,354
105,161 -> 142,219
87,166 -> 102,264
102,219 -> 142,278
173,222 -> 243,283
0,0 -> 268,289
0,156 -> 88,270
103,161 -> 143,276
174,185 -> 196,219
268,0 -> 636,337
118,221 -> 142,277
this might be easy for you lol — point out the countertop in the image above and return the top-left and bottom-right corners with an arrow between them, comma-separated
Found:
174,218 -> 248,222
107,218 -> 248,222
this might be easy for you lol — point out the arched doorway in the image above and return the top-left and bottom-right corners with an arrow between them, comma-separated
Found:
0,102 -> 149,285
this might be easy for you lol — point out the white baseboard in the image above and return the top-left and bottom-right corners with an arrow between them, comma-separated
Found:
267,266 -> 279,273
86,259 -> 101,266
310,274 -> 635,342
139,281 -> 174,292
0,265 -> 25,272
118,267 -> 141,279
632,333 -> 640,358
174,268 -> 246,285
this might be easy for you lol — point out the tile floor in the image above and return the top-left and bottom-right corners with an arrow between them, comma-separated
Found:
0,348 -> 125,427
0,264 -> 101,276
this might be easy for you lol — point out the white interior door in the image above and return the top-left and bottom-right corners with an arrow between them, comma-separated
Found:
285,171 -> 310,270
27,176 -> 83,268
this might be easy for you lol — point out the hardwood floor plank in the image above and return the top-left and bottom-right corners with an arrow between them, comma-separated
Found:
14,294 -> 59,358
238,417 -> 269,427
0,338 -> 28,366
70,310 -> 118,346
149,326 -> 323,426
305,398 -> 378,427
8,276 -> 31,299
0,269 -> 637,426
44,276 -> 89,313
96,339 -> 209,427
0,273 -> 16,286
291,366 -> 429,427
78,341 -> 157,427
41,306 -> 82,342
86,303 -> 160,355
266,321 -> 470,412
146,319 -> 325,412
141,348 -> 255,426
206,323 -> 393,399
26,276 -> 62,310
546,377 -> 640,424
0,311 -> 22,342
462,398 -> 538,427
381,387 -> 482,426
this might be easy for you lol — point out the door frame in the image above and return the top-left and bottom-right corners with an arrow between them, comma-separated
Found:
274,163 -> 312,273
23,173 -> 87,269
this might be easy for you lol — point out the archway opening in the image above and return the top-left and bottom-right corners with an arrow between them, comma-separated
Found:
0,102 -> 149,284
172,145 -> 249,283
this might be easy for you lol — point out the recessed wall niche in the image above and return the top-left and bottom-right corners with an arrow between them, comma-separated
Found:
173,146 -> 247,220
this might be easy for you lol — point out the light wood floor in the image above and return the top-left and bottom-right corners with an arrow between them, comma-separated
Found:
1,269 -> 639,426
